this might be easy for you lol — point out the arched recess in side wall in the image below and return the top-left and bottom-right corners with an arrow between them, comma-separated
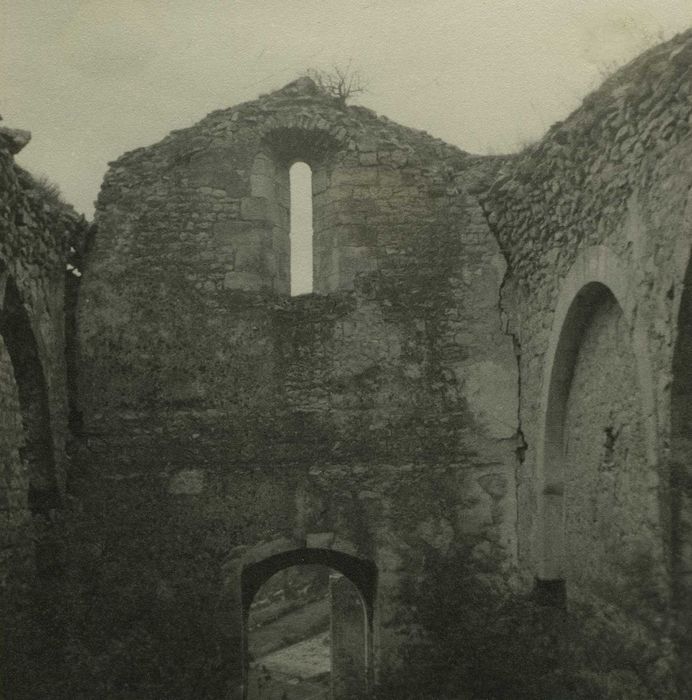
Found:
671,252 -> 692,689
241,546 -> 377,698
0,272 -> 61,521
535,246 -> 657,598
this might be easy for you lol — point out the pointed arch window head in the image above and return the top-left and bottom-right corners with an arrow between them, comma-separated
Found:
289,161 -> 313,296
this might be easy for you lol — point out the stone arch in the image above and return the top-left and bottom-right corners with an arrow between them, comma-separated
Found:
258,110 -> 353,155
0,267 -> 61,585
0,271 -> 60,519
241,547 -> 376,618
535,246 -> 657,591
671,251 -> 692,691
239,540 -> 377,698
260,125 -> 344,166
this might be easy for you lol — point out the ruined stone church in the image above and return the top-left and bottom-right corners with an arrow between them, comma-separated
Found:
0,29 -> 690,700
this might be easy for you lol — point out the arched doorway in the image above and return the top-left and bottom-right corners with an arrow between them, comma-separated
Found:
241,548 -> 376,699
671,256 -> 692,693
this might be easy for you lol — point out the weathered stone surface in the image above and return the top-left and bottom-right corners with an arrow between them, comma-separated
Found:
73,70 -> 518,697
0,122 -> 90,698
168,468 -> 205,495
1,27 -> 691,700
481,28 -> 692,697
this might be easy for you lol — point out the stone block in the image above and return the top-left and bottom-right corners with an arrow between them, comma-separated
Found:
460,360 -> 518,439
306,531 -> 335,549
223,271 -> 265,291
243,537 -> 300,566
417,517 -> 454,553
312,167 -> 329,194
234,244 -> 264,274
356,134 -> 378,152
339,224 -> 377,247
457,500 -> 493,535
478,473 -> 507,500
331,167 -> 378,187
337,246 -> 378,289
212,220 -> 254,245
330,537 -> 358,557
240,196 -> 268,220
168,468 -> 205,495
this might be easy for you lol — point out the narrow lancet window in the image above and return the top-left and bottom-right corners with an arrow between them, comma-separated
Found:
289,161 -> 313,295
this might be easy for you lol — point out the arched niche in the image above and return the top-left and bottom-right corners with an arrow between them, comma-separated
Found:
241,547 -> 376,699
671,254 -> 692,691
540,282 -> 615,582
0,271 -> 60,580
535,246 -> 658,605
0,274 -> 59,518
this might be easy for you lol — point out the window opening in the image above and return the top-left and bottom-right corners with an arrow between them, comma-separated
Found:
289,161 -> 313,296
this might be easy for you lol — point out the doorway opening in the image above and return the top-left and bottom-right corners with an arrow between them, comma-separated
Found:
242,548 -> 375,699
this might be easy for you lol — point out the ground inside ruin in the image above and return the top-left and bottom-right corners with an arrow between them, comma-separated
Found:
247,598 -> 332,699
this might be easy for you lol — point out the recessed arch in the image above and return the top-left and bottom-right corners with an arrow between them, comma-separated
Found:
0,274 -> 60,519
259,123 -> 346,161
241,547 -> 376,699
535,246 -> 658,592
540,281 -> 616,581
671,252 -> 692,691
0,269 -> 60,584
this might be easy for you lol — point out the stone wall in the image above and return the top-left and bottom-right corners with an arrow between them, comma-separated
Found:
72,78 -> 519,696
482,28 -> 692,696
3,31 -> 689,698
0,124 -> 88,697
0,125 -> 86,574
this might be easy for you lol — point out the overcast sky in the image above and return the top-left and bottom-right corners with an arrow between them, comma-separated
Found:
2,1 -> 691,218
